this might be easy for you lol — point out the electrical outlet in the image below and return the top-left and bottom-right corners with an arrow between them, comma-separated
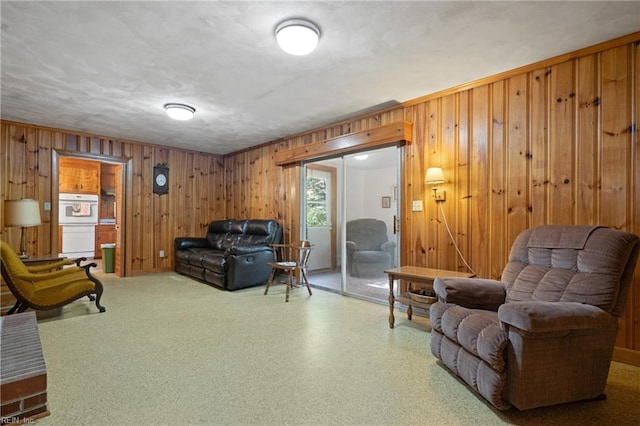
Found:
159,250 -> 165,258
412,200 -> 423,211
43,202 -> 51,211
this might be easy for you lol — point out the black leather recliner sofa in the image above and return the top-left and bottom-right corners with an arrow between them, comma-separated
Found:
175,219 -> 282,290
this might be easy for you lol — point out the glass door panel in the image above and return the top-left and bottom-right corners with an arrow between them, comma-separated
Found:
343,147 -> 398,302
303,146 -> 400,302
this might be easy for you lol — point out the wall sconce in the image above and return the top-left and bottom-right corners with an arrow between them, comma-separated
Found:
4,199 -> 42,258
425,167 -> 446,202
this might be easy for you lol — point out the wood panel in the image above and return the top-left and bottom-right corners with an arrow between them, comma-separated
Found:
439,94 -> 457,271
456,91 -> 472,273
548,60 -> 575,224
426,100 -> 439,268
633,39 -> 640,362
576,54 -> 599,225
490,80 -> 507,279
470,85 -> 491,277
600,45 -> 634,349
530,67 -> 550,227
406,102 -> 428,268
506,74 -> 530,246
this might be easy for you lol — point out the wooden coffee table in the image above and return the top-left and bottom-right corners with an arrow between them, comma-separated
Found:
385,266 -> 475,328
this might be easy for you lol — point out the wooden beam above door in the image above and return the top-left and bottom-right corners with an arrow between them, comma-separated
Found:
274,121 -> 413,166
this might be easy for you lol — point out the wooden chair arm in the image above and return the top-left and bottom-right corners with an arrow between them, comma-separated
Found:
26,259 -> 77,273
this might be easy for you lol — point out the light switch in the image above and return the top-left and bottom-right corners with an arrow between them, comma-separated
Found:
43,202 -> 51,211
412,200 -> 423,211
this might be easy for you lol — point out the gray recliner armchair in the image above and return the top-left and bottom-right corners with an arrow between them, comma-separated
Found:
429,225 -> 639,410
346,219 -> 396,277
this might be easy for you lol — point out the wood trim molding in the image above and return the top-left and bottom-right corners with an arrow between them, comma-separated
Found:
613,346 -> 640,367
274,121 -> 413,166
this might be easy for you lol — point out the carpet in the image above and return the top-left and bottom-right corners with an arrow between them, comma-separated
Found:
34,272 -> 640,425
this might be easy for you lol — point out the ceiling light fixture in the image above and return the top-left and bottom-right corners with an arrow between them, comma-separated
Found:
275,19 -> 320,56
163,103 -> 196,121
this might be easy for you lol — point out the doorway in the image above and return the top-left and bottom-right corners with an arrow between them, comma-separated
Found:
303,146 -> 400,303
52,150 -> 129,276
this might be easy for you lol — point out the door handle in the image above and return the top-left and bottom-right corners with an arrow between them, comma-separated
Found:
393,215 -> 398,235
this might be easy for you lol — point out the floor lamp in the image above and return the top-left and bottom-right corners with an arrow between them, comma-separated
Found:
4,199 -> 42,258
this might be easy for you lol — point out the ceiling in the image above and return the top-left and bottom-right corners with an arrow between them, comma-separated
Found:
2,2 -> 639,155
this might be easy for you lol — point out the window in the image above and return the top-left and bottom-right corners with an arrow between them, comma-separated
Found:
306,176 -> 328,227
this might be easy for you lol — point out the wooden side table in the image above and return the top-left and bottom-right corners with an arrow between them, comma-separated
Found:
385,266 -> 475,328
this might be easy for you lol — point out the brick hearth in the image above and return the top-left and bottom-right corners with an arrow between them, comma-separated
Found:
0,312 -> 49,424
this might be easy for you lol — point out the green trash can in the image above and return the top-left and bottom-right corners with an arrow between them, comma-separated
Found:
101,243 -> 116,273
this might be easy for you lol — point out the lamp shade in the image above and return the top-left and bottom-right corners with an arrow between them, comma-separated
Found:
425,167 -> 445,184
275,19 -> 320,55
4,199 -> 42,227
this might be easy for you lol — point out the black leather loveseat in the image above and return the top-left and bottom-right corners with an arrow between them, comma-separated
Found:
175,219 -> 282,290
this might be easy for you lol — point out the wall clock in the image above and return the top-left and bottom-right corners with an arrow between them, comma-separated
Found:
153,164 -> 169,195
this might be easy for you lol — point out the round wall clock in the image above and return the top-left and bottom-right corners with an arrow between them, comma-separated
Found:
153,165 -> 169,195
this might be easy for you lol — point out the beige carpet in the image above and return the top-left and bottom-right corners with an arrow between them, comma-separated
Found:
308,270 -> 391,301
34,272 -> 640,425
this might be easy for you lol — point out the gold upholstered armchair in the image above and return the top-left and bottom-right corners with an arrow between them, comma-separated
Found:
429,225 -> 639,410
1,241 -> 106,314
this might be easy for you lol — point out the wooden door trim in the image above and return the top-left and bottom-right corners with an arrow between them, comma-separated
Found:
306,163 -> 337,271
53,149 -> 132,276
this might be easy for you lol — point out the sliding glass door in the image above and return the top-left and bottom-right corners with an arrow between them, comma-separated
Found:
303,146 -> 400,303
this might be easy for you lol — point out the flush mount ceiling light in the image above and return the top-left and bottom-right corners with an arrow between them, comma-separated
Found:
275,19 -> 320,56
163,103 -> 196,121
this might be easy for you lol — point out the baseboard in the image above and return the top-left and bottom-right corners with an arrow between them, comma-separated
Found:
612,346 -> 640,366
130,267 -> 174,276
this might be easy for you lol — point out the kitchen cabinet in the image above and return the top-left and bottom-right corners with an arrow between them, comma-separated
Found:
94,225 -> 116,259
101,163 -> 116,188
99,163 -> 117,219
59,158 -> 100,194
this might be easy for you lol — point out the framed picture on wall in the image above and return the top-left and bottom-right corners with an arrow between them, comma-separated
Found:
382,196 -> 391,208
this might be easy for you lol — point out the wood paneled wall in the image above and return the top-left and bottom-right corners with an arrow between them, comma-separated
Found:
224,34 -> 640,361
1,33 -> 639,360
402,42 -> 640,360
0,125 -> 225,275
